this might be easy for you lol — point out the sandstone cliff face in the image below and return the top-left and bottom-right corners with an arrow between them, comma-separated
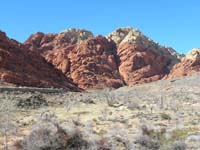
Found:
107,27 -> 180,85
166,48 -> 200,78
67,36 -> 123,89
0,31 -> 81,91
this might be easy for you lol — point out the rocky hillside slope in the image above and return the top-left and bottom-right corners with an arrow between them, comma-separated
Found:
0,31 -> 81,91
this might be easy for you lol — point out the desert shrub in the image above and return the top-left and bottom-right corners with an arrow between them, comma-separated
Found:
64,130 -> 90,149
134,125 -> 171,149
135,135 -> 160,150
100,108 -> 109,121
170,141 -> 186,150
64,100 -> 76,112
171,128 -> 193,141
80,93 -> 96,104
101,92 -> 117,107
141,125 -> 166,139
16,94 -> 48,109
99,131 -> 132,149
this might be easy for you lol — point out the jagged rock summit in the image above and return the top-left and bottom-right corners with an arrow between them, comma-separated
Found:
59,28 -> 94,44
107,27 -> 180,58
106,26 -> 133,45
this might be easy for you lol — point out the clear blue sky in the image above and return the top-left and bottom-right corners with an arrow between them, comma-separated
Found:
0,0 -> 200,54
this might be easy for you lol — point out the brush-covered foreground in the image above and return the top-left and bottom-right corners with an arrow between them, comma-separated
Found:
1,74 -> 200,150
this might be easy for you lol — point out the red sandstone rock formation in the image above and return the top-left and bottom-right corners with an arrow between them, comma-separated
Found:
22,27 -> 200,89
25,29 -> 123,89
107,27 -> 179,85
117,43 -> 170,85
0,31 -> 81,91
67,35 -> 123,89
166,48 -> 200,78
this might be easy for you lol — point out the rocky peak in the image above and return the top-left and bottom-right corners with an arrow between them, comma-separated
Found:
58,28 -> 94,44
106,27 -> 133,45
24,32 -> 51,51
186,48 -> 200,61
25,28 -> 94,52
106,27 -> 181,86
121,28 -> 150,45
107,27 -> 154,46
107,27 -> 180,60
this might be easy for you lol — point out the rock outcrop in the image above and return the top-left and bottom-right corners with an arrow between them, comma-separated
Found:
0,31 -> 81,91
107,27 -> 133,45
25,30 -> 123,89
166,48 -> 200,78
67,36 -> 123,89
107,27 -> 180,85
24,29 -> 94,71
